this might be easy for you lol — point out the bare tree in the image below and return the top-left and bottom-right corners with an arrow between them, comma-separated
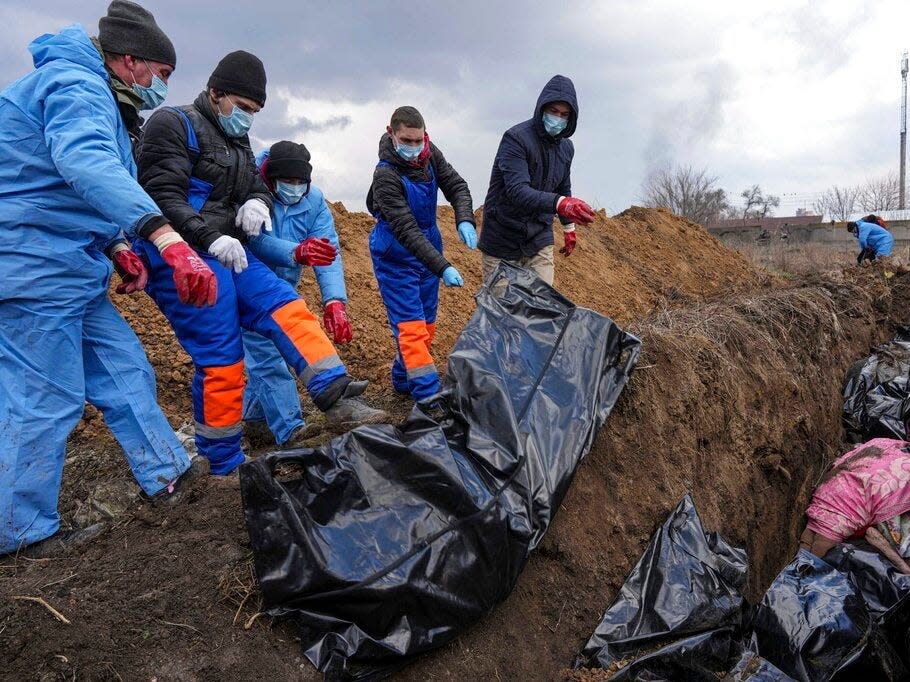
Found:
857,173 -> 900,211
739,184 -> 780,218
640,164 -> 730,224
813,186 -> 858,221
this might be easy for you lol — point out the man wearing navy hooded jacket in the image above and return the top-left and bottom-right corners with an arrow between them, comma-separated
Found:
478,75 -> 596,286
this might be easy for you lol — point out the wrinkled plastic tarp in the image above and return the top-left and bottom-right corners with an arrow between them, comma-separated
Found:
572,495 -> 748,680
240,264 -> 641,680
572,503 -> 910,682
842,329 -> 910,442
750,550 -> 873,681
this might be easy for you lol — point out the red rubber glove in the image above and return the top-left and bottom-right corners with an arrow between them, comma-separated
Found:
556,196 -> 596,225
323,300 -> 353,344
160,242 -> 218,307
294,237 -> 337,267
112,248 -> 148,294
560,230 -> 577,257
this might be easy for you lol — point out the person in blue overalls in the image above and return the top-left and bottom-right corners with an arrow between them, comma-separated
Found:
848,214 -> 894,264
242,141 -> 353,446
367,106 -> 476,401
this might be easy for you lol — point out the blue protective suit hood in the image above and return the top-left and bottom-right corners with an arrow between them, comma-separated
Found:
28,24 -> 108,80
534,74 -> 578,140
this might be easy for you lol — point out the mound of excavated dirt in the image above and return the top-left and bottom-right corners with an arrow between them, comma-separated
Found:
4,205 -> 813,681
88,204 -> 762,442
3,268 -> 906,681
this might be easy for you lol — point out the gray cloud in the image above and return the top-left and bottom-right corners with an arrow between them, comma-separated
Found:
0,1 -> 904,216
644,61 -> 736,168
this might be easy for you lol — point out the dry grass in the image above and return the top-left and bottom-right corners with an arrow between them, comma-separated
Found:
734,241 -> 858,277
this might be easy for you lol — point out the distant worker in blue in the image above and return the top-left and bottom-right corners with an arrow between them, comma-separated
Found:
479,75 -> 596,286
137,52 -> 386,476
367,105 -> 476,402
243,141 -> 354,447
848,214 -> 894,264
0,1 -> 219,557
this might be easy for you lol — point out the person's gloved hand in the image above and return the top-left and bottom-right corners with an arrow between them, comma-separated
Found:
111,246 -> 148,294
323,300 -> 353,344
209,235 -> 248,273
457,221 -> 477,249
235,198 -> 272,237
560,227 -> 577,256
159,242 -> 218,307
294,237 -> 337,266
442,265 -> 464,287
556,196 -> 596,225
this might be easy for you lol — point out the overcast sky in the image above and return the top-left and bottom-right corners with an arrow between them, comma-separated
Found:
1,0 -> 909,215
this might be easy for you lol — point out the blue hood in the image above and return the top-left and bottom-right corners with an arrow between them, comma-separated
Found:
29,24 -> 107,81
534,74 -> 578,140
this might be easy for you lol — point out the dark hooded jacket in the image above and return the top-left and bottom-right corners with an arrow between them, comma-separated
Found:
478,75 -> 577,260
366,133 -> 475,276
137,91 -> 272,250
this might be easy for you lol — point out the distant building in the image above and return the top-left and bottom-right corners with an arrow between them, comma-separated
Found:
704,215 -> 823,230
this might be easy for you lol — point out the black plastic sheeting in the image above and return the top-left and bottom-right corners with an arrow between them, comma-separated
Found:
240,263 -> 641,680
573,500 -> 910,682
751,545 -> 910,681
572,495 -> 749,680
750,550 -> 873,680
842,327 -> 910,443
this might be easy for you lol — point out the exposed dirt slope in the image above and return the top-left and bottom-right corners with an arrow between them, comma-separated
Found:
9,206 -> 887,682
104,205 -> 762,432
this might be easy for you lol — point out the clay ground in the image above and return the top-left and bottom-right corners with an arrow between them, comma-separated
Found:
1,206 -> 906,681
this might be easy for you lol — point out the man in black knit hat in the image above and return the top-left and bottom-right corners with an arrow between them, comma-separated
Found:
0,0 -> 218,557
135,53 -> 387,476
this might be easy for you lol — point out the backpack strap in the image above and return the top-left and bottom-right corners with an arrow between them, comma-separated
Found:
167,107 -> 212,212
169,107 -> 200,163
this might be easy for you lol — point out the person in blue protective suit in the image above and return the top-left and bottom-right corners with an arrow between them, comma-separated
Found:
367,106 -> 476,402
137,52 -> 387,475
0,1 -> 219,557
241,141 -> 354,446
478,75 -> 596,286
848,215 -> 894,264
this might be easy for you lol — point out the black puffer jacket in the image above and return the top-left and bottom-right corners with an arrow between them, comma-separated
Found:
137,91 -> 272,250
366,133 -> 474,276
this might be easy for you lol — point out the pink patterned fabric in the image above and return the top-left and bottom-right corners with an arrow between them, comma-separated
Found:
806,438 -> 910,542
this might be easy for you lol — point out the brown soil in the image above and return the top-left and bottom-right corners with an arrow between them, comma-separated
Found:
2,206 -> 902,681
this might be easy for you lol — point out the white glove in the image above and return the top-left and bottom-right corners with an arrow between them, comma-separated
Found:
235,198 -> 272,237
208,235 -> 248,273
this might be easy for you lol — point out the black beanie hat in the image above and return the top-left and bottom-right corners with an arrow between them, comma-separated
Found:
208,51 -> 267,106
266,141 -> 312,182
98,0 -> 176,67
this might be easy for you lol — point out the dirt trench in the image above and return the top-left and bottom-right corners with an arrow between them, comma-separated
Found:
1,208 -> 908,680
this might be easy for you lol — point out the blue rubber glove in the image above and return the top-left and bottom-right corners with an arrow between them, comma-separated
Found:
442,266 -> 464,287
457,221 -> 477,249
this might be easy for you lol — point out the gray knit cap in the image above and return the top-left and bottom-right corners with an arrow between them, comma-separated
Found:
98,1 -> 176,67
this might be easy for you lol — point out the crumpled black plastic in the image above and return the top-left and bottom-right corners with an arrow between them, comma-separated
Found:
572,504 -> 910,682
842,328 -> 910,442
572,495 -> 749,680
750,550 -> 873,681
240,263 -> 640,680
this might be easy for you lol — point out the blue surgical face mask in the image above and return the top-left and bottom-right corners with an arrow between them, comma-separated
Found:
275,180 -> 310,205
395,140 -> 424,161
131,60 -> 168,110
218,99 -> 254,138
542,112 -> 568,136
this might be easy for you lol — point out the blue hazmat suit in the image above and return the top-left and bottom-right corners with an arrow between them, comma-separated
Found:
242,150 -> 348,444
0,25 -> 190,553
854,219 -> 894,258
369,161 -> 443,400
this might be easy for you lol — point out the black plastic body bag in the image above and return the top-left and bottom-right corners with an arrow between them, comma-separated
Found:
240,263 -> 641,680
842,328 -> 910,442
572,495 -> 757,681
